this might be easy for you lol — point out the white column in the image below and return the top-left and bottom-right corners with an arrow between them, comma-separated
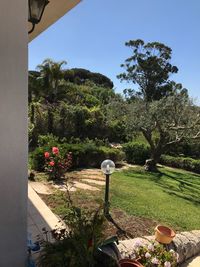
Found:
0,1 -> 27,266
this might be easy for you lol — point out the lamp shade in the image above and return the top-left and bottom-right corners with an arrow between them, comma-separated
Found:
101,160 -> 115,175
28,0 -> 49,24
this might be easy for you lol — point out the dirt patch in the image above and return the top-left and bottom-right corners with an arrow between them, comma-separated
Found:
40,190 -> 157,240
104,209 -> 157,239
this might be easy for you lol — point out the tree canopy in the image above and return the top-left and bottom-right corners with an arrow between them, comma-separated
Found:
117,39 -> 181,101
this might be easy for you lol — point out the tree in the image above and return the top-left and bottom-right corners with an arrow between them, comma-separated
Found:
117,39 -> 179,102
37,59 -> 67,133
107,87 -> 200,171
125,93 -> 200,171
64,68 -> 114,89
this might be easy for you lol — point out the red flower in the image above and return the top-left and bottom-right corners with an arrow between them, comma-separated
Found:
49,161 -> 55,166
52,147 -> 59,155
44,152 -> 50,158
88,238 -> 93,248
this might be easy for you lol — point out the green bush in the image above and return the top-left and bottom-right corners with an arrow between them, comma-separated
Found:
123,142 -> 150,165
160,155 -> 200,174
30,143 -> 125,171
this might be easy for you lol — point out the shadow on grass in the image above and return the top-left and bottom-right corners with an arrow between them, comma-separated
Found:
124,167 -> 200,206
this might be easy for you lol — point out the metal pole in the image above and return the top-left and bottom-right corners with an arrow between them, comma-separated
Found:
104,174 -> 110,215
104,173 -> 127,237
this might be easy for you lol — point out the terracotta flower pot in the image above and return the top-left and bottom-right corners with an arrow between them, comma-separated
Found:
155,225 -> 175,244
119,259 -> 144,267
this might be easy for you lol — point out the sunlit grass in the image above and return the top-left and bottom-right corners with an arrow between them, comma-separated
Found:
111,166 -> 200,231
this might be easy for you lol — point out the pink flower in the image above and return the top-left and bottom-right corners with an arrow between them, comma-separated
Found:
164,262 -> 171,267
44,152 -> 50,158
133,240 -> 143,249
49,161 -> 55,166
52,147 -> 59,155
148,243 -> 155,252
145,252 -> 151,258
151,257 -> 159,265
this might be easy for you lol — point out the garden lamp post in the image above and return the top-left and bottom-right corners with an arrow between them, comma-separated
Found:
101,159 -> 115,216
101,160 -> 126,236
28,0 -> 49,34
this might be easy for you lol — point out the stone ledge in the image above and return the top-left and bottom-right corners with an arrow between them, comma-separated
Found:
117,230 -> 200,264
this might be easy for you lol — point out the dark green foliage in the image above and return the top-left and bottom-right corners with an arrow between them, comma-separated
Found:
64,68 -> 114,89
31,147 -> 46,171
30,142 -> 125,171
123,142 -> 150,164
160,155 -> 200,174
38,206 -> 119,267
118,39 -> 183,102
167,141 -> 200,159
28,59 -> 125,147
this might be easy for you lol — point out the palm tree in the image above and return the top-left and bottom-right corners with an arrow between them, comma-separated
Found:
37,59 -> 67,133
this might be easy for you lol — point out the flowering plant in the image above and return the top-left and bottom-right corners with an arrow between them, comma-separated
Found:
128,240 -> 179,267
44,147 -> 72,180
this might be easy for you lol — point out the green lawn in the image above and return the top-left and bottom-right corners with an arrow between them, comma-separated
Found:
110,166 -> 200,231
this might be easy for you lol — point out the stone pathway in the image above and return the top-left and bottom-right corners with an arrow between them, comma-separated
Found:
81,178 -> 105,186
73,181 -> 100,191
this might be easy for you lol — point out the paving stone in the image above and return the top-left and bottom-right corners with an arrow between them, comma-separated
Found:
81,179 -> 105,186
29,181 -> 52,195
73,181 -> 100,191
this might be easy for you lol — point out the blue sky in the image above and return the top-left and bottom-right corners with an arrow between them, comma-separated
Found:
29,0 -> 200,102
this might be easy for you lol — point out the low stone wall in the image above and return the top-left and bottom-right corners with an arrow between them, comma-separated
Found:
117,230 -> 200,264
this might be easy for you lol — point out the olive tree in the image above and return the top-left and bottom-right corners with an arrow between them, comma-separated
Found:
126,93 -> 200,171
107,90 -> 200,171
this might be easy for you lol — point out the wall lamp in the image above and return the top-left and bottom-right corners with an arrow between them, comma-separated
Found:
28,0 -> 49,34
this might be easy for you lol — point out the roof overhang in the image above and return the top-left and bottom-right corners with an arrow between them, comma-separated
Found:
28,0 -> 81,42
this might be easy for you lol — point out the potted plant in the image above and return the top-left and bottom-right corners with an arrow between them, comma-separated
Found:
129,240 -> 179,267
119,259 -> 144,267
155,225 -> 176,244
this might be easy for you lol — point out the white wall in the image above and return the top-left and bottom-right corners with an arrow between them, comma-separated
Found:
0,0 -> 27,266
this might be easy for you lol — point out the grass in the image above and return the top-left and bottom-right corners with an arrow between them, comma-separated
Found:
37,165 -> 200,233
110,166 -> 200,231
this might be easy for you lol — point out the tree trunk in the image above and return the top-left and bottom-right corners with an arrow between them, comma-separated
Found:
47,107 -> 54,134
144,151 -> 161,172
30,103 -> 35,124
144,159 -> 157,172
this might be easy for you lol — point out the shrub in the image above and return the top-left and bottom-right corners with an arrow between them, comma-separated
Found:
167,141 -> 200,159
30,143 -> 125,171
38,134 -> 60,147
30,147 -> 47,171
44,147 -> 72,180
160,155 -> 200,174
123,142 -> 150,165
61,143 -> 125,168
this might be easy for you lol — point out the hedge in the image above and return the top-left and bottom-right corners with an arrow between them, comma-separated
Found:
30,143 -> 125,171
160,155 -> 200,174
123,142 -> 150,165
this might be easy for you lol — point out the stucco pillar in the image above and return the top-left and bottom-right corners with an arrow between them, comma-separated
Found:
0,1 -> 27,266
